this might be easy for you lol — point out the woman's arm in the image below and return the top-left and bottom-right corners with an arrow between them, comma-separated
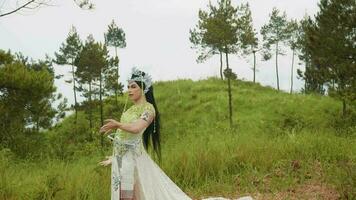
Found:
117,118 -> 152,134
100,112 -> 154,135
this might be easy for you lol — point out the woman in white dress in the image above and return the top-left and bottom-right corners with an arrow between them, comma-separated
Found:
99,67 -> 252,200
98,67 -> 191,200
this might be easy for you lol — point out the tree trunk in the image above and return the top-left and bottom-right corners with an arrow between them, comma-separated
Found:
71,60 -> 78,134
275,42 -> 280,91
99,71 -> 104,148
88,81 -> 93,140
225,51 -> 233,128
220,51 -> 223,80
36,119 -> 39,132
304,58 -> 309,93
115,47 -> 119,108
332,79 -> 335,90
253,50 -> 256,83
290,49 -> 295,94
342,99 -> 347,117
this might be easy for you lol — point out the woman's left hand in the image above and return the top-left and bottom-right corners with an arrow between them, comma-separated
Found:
99,119 -> 121,134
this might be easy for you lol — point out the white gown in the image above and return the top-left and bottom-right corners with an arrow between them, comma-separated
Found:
109,102 -> 252,200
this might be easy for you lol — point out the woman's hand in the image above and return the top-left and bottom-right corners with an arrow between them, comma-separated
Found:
99,119 -> 121,134
99,156 -> 112,167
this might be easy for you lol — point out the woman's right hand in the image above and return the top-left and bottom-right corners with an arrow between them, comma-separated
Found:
99,156 -> 112,167
99,119 -> 120,134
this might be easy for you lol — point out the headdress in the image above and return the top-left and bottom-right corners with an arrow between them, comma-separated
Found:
127,67 -> 152,94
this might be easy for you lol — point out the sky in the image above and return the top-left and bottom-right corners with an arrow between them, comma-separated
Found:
0,0 -> 320,106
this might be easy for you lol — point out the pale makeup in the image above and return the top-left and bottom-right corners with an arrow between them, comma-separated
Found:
128,81 -> 144,102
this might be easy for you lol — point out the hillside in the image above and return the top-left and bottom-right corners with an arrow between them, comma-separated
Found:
1,77 -> 355,199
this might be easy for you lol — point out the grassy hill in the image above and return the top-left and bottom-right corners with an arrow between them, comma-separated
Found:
1,77 -> 355,199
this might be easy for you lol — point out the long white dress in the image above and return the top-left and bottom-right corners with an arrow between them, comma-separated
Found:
109,102 -> 252,200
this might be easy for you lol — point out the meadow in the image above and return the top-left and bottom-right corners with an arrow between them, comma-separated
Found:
1,77 -> 355,199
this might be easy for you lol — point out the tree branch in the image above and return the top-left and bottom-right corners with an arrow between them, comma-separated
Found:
0,0 -> 91,18
0,0 -> 36,17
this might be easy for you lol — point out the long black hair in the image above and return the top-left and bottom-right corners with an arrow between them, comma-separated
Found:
131,72 -> 161,160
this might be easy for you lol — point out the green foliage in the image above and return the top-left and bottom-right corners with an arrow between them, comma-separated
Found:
47,112 -> 90,160
235,3 -> 260,84
103,20 -> 126,99
1,78 -> 355,198
55,26 -> 83,66
75,0 -> 95,10
238,3 -> 258,56
296,16 -> 328,94
54,26 -> 82,127
223,68 -> 237,80
303,0 -> 356,116
260,7 -> 292,91
0,49 -> 14,65
190,0 -> 245,127
189,0 -> 239,63
103,52 -> 124,98
104,20 -> 126,49
75,35 -> 108,85
0,51 -> 59,156
286,19 -> 300,52
74,35 -> 110,132
260,7 -> 291,56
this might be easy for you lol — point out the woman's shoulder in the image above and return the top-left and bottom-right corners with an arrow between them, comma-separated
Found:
144,101 -> 154,107
143,102 -> 155,114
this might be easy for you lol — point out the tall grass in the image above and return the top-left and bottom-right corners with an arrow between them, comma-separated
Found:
1,77 -> 355,199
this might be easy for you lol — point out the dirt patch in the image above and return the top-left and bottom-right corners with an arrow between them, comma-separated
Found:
251,181 -> 340,200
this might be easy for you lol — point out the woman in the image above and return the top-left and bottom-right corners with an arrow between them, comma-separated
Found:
99,67 -> 252,200
99,67 -> 193,200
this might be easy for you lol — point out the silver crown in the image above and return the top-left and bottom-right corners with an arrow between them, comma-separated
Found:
127,67 -> 153,94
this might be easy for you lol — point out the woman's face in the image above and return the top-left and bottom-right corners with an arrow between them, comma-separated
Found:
128,81 -> 143,101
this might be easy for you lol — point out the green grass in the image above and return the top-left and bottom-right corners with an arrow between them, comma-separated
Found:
1,77 -> 355,199
0,152 -> 111,200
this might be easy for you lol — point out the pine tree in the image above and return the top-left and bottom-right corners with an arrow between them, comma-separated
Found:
287,19 -> 299,94
238,3 -> 259,83
296,16 -> 326,94
190,0 -> 239,128
104,20 -> 126,107
261,8 -> 292,91
0,51 -> 57,156
75,35 -> 108,141
55,26 -> 83,133
189,7 -> 223,79
304,0 -> 356,116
